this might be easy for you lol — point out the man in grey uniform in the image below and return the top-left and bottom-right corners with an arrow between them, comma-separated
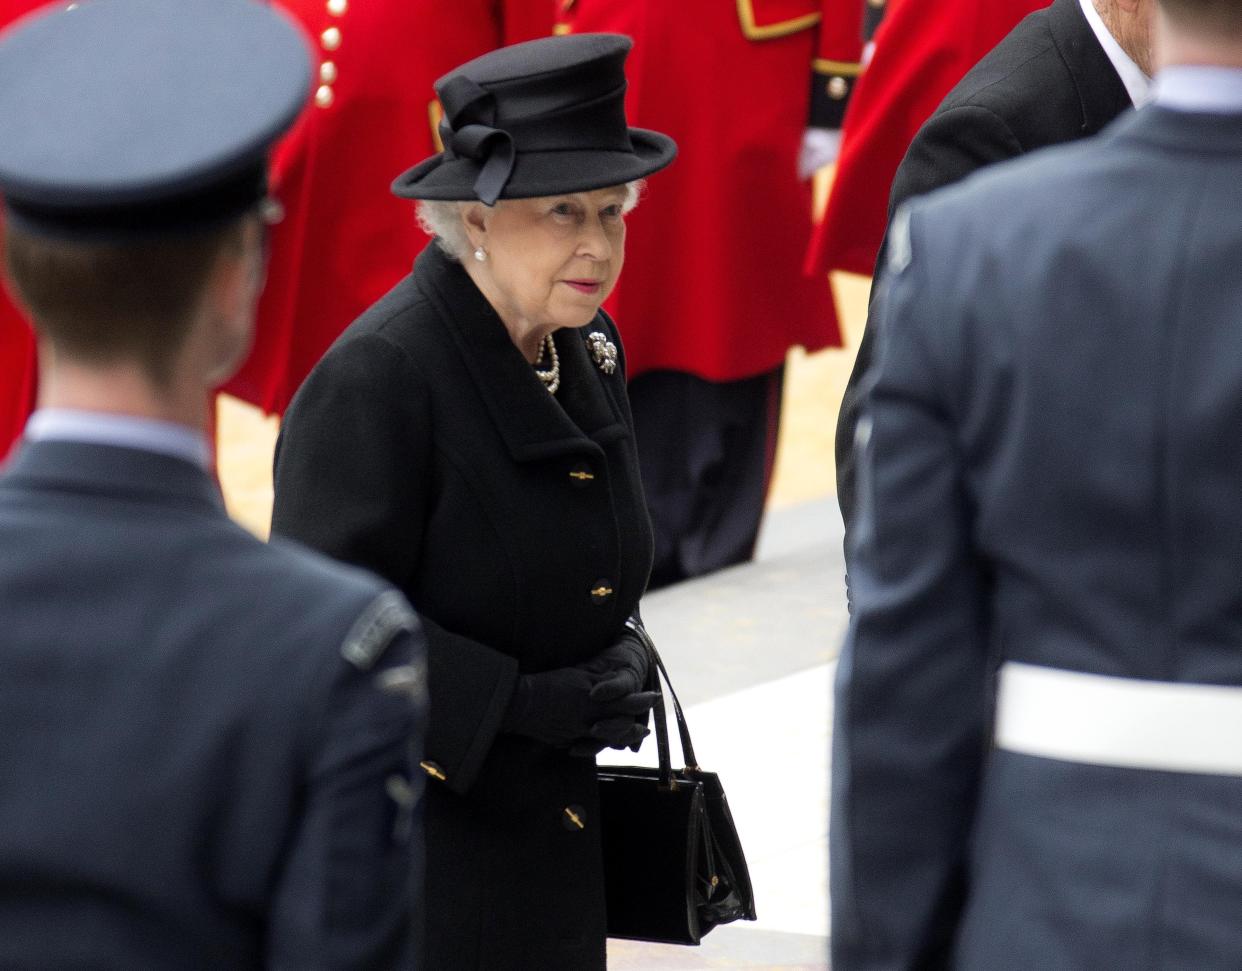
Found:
832,0 -> 1242,967
0,1 -> 427,966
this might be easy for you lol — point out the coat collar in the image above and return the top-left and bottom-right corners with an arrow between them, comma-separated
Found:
1047,0 -> 1134,135
1106,102 -> 1242,156
413,244 -> 630,463
1,438 -> 226,514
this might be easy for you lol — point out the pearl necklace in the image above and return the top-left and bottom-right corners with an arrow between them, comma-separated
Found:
534,334 -> 560,394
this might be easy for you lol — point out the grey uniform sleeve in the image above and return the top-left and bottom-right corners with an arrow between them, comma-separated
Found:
830,204 -> 990,970
267,596 -> 428,971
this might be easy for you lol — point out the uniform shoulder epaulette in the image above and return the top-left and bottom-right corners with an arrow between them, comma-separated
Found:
341,589 -> 418,671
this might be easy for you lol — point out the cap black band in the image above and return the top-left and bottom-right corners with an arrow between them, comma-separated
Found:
4,164 -> 269,242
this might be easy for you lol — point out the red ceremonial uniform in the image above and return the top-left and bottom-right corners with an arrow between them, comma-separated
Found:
806,0 -> 1049,277
0,2 -> 51,463
225,0 -> 555,414
0,246 -> 36,464
501,0 -> 559,46
558,0 -> 860,380
0,332 -> 34,463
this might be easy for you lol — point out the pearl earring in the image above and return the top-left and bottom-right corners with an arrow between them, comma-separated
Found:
473,247 -> 487,263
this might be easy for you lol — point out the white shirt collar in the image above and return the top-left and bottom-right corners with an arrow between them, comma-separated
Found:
1079,0 -> 1152,107
25,409 -> 212,470
1153,66 -> 1242,114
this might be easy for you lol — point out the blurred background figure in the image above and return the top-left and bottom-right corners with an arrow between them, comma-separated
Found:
0,248 -> 35,463
0,1 -> 426,965
835,0 -> 1154,531
806,0 -> 1048,280
558,0 -> 861,588
0,0 -> 48,464
226,0 -> 558,417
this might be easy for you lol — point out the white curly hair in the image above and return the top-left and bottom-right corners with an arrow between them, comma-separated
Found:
415,180 -> 644,262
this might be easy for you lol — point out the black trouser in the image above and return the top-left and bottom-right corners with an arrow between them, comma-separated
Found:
629,365 -> 784,590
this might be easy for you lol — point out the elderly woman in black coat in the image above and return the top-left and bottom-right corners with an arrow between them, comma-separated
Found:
271,35 -> 677,970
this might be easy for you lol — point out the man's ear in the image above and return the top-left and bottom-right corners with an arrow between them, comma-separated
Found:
208,250 -> 240,322
200,219 -> 263,386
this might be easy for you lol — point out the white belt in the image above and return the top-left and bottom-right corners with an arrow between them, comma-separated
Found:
995,661 -> 1242,776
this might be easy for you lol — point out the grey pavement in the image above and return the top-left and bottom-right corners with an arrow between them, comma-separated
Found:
638,496 -> 846,705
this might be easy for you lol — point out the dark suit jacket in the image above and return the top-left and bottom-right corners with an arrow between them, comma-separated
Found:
272,244 -> 653,970
0,440 -> 426,969
835,0 -> 1132,529
833,105 -> 1242,970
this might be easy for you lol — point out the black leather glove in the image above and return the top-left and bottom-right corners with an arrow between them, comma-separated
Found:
572,631 -> 655,755
502,662 -> 657,752
568,715 -> 651,758
578,632 -> 651,703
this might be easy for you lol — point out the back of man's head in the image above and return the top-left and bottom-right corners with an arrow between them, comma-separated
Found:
0,0 -> 310,403
3,220 -> 246,388
1160,0 -> 1242,38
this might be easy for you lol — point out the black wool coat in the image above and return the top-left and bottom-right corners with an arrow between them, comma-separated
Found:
836,0 -> 1133,530
272,243 -> 654,970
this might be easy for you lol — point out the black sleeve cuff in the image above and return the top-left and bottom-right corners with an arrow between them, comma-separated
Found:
809,61 -> 860,129
863,0 -> 887,43
421,615 -> 519,795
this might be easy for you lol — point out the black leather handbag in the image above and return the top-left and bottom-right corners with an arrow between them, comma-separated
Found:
598,622 -> 757,945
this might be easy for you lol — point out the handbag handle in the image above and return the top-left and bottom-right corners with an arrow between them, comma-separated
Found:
624,618 -> 702,777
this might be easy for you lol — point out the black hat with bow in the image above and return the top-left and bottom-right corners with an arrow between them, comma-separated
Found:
391,33 -> 676,206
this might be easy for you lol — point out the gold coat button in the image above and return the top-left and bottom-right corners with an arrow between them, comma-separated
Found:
569,461 -> 595,487
321,26 -> 342,51
827,76 -> 850,100
419,760 -> 447,782
319,60 -> 338,85
590,580 -> 614,604
314,84 -> 334,109
327,0 -> 348,14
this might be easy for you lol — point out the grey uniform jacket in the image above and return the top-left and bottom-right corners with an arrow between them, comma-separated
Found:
0,440 -> 427,969
833,106 -> 1242,970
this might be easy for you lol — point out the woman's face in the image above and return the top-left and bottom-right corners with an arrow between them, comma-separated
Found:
468,186 -> 629,336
